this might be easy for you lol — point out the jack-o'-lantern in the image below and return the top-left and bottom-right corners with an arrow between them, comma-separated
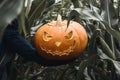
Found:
34,15 -> 88,60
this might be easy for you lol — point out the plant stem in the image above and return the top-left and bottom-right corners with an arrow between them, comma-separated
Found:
57,14 -> 62,26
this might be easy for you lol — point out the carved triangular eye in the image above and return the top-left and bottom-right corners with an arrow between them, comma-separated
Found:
65,31 -> 73,39
43,31 -> 52,41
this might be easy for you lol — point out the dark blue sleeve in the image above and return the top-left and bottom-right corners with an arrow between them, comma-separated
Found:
2,19 -> 72,66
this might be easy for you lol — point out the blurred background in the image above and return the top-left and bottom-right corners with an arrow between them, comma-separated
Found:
0,0 -> 120,80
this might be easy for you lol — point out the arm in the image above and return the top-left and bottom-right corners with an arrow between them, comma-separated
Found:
3,19 -> 72,66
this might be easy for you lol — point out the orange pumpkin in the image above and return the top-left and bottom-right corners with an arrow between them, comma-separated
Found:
34,15 -> 88,60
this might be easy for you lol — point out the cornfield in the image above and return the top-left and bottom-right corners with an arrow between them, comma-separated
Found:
0,0 -> 120,80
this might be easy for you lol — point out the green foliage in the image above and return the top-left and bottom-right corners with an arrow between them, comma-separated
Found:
2,0 -> 120,80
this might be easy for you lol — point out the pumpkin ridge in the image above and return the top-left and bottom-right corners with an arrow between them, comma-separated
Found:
34,16 -> 88,60
70,23 -> 82,53
71,22 -> 88,52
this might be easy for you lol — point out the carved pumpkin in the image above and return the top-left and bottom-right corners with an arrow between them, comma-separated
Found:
34,15 -> 88,60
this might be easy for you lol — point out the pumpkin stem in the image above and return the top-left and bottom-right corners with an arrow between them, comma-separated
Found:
56,14 -> 62,27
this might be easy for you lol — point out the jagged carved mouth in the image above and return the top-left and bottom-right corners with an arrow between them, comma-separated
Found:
40,40 -> 76,56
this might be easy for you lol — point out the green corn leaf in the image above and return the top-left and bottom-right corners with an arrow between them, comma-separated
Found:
98,36 -> 116,60
100,21 -> 120,46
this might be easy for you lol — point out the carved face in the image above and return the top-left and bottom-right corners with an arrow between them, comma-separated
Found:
35,21 -> 77,57
41,30 -> 76,56
34,16 -> 88,60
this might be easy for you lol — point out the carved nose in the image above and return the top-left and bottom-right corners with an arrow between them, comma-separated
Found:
55,42 -> 62,47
